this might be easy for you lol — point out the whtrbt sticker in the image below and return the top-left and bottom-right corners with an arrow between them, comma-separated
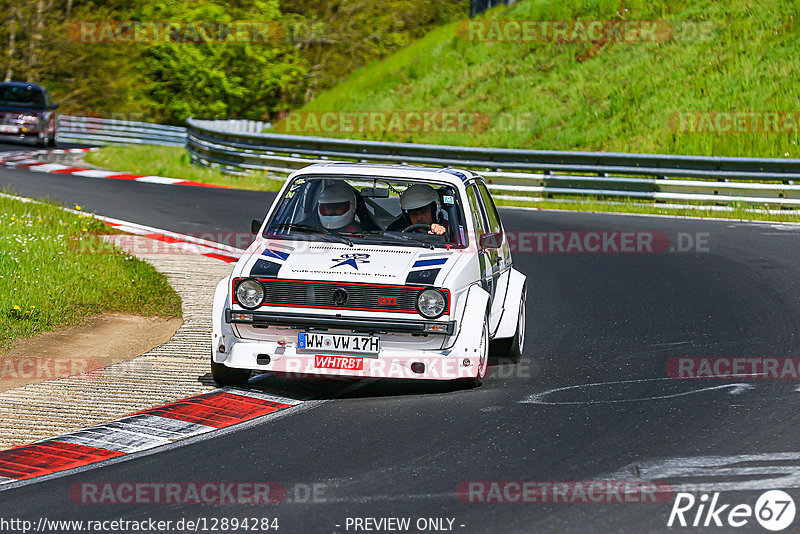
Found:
314,355 -> 364,370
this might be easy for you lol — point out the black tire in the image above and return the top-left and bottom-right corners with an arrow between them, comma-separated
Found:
48,132 -> 56,147
211,358 -> 251,386
490,285 -> 526,363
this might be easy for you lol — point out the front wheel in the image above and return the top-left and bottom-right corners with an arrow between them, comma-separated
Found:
211,357 -> 251,386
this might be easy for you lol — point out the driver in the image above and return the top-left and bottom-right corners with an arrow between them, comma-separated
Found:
317,181 -> 362,232
388,184 -> 446,235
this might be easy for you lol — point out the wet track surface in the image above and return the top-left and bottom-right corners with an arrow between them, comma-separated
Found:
2,152 -> 800,533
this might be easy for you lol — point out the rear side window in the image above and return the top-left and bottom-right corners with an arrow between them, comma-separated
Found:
466,184 -> 487,236
476,181 -> 502,234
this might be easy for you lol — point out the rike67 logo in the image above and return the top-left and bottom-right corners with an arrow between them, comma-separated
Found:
668,490 -> 796,531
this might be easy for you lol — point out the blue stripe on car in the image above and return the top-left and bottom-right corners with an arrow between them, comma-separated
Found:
262,249 -> 290,261
412,258 -> 448,268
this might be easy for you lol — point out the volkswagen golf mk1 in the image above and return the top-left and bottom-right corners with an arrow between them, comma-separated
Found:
211,163 -> 526,387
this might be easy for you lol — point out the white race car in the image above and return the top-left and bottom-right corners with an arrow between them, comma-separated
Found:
211,163 -> 526,387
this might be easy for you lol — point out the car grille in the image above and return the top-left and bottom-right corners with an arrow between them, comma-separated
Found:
259,280 -> 421,313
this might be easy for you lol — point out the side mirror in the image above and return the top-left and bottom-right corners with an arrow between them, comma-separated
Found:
479,232 -> 503,250
251,219 -> 263,235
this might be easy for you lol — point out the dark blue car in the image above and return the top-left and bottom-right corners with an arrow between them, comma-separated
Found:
0,81 -> 58,147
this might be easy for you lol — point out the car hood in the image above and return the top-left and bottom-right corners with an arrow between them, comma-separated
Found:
234,240 -> 458,285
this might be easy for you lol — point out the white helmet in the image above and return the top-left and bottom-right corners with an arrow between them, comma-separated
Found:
318,181 -> 356,230
400,184 -> 439,213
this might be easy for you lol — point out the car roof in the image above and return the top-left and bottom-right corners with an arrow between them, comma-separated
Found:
0,81 -> 46,91
292,162 -> 480,186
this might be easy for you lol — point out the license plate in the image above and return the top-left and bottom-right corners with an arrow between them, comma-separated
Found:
0,125 -> 17,133
298,332 -> 380,355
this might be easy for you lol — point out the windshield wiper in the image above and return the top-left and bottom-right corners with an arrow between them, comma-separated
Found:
268,223 -> 354,247
365,231 -> 435,250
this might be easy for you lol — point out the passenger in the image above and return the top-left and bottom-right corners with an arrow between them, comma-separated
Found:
317,181 -> 362,232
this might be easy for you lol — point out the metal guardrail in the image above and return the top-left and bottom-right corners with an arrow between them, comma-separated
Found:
190,119 -> 271,135
185,117 -> 800,207
57,116 -> 270,148
56,115 -> 187,146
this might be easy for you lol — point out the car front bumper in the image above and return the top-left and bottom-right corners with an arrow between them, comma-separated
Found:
213,281 -> 492,381
215,339 -> 481,380
0,125 -> 42,136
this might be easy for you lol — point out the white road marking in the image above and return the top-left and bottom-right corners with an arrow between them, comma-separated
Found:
728,384 -> 756,395
0,400 -> 326,492
97,214 -> 246,255
102,414 -> 216,440
135,176 -> 182,184
223,387 -> 304,405
4,159 -> 41,165
99,234 -> 239,258
50,427 -> 173,454
70,169 -> 121,178
0,191 -> 246,264
27,163 -> 70,173
520,377 -> 756,405
605,452 -> 800,493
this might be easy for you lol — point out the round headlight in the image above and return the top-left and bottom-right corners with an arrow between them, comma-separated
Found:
236,279 -> 264,309
417,289 -> 446,318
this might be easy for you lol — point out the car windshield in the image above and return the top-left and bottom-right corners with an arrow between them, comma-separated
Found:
263,175 -> 468,249
0,86 -> 45,108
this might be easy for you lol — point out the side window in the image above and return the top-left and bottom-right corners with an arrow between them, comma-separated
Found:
476,181 -> 501,234
466,184 -> 487,237
477,180 -> 511,265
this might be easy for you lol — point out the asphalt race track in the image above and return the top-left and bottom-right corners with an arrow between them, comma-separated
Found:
2,153 -> 800,533
0,140 -> 91,152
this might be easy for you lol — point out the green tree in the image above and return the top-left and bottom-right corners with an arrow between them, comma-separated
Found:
282,0 -> 466,102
